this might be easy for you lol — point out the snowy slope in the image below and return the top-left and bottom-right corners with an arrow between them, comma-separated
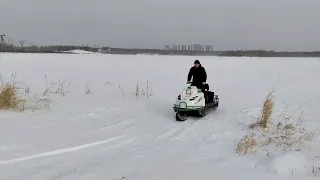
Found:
0,53 -> 319,179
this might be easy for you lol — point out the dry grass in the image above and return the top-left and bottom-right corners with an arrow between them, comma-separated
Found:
0,74 -> 51,112
85,80 -> 93,94
24,84 -> 31,93
104,80 -> 153,99
236,88 -> 318,155
236,132 -> 257,155
0,83 -> 23,110
43,74 -> 71,97
0,73 -> 24,110
249,89 -> 274,130
133,80 -> 152,98
20,94 -> 51,112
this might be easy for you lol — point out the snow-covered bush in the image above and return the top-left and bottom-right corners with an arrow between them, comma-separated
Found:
43,74 -> 71,97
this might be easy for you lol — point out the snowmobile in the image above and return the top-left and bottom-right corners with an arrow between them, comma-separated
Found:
173,82 -> 219,121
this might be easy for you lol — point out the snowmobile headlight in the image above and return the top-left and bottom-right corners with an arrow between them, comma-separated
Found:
179,102 -> 187,108
186,89 -> 192,95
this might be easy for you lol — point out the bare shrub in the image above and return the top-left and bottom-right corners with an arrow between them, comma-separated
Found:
24,84 -> 31,93
85,80 -> 92,94
43,74 -> 71,97
19,94 -> 51,112
133,80 -> 152,98
312,156 -> 320,176
118,85 -> 126,99
134,84 -> 141,98
104,80 -> 152,99
236,88 -> 317,155
104,81 -> 126,98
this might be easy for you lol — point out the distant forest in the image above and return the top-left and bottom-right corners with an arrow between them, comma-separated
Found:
1,43 -> 320,57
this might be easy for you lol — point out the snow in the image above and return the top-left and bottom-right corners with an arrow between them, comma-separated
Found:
254,151 -> 308,176
0,53 -> 320,179
62,49 -> 99,54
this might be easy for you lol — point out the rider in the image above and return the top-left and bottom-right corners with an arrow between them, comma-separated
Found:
187,60 -> 208,95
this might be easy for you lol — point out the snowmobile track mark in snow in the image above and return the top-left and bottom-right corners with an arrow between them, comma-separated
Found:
102,136 -> 140,152
173,120 -> 202,140
0,135 -> 125,165
98,118 -> 137,132
156,119 -> 201,141
156,124 -> 190,140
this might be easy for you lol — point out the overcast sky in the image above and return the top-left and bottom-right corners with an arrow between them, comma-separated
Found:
1,0 -> 320,51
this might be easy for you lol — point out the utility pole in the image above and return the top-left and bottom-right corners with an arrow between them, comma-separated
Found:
0,33 -> 9,52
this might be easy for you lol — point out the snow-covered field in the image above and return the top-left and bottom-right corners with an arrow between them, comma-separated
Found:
0,53 -> 319,180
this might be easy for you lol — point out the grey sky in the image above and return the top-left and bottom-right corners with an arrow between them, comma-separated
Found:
1,0 -> 320,51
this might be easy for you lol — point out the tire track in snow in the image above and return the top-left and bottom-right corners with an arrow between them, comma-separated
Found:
0,135 -> 125,166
